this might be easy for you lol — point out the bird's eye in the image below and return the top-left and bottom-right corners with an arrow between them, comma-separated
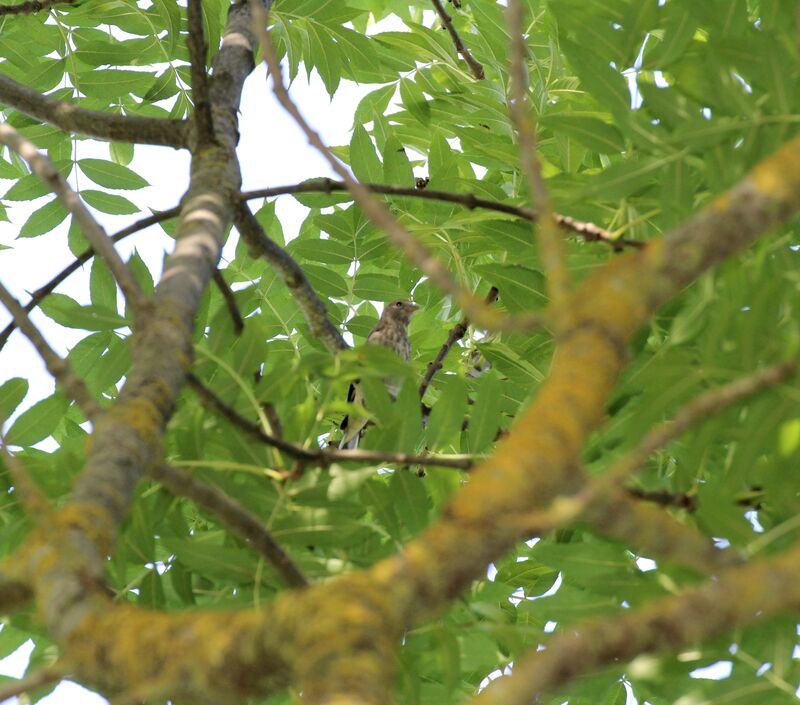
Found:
395,301 -> 403,307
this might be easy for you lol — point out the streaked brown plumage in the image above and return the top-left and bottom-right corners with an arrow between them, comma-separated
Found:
339,299 -> 418,449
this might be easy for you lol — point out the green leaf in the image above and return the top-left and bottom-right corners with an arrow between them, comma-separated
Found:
160,537 -> 256,583
39,293 -> 128,330
350,123 -> 382,183
471,264 -> 546,312
19,198 -> 68,238
90,259 -> 118,311
79,69 -> 154,99
539,114 -> 625,154
426,375 -> 467,450
0,378 -> 28,420
353,273 -> 406,302
5,393 -> 69,446
81,189 -> 139,215
466,373 -> 502,454
560,39 -> 631,115
79,158 -> 148,190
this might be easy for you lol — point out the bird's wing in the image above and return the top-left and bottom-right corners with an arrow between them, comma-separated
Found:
339,381 -> 368,449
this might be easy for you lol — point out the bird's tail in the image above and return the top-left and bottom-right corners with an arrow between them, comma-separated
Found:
338,423 -> 360,450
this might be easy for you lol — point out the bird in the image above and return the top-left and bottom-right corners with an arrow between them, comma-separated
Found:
338,299 -> 418,449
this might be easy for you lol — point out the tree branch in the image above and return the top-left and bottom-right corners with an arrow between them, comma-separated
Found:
241,180 -> 633,249
149,463 -> 308,588
507,0 -> 569,317
473,544 -> 800,705
419,286 -> 499,399
212,268 -> 244,335
187,372 -> 474,470
0,280 -> 101,420
0,0 -> 74,14
186,0 -> 216,146
250,3 -> 541,334
0,207 -> 179,353
430,0 -> 485,80
0,123 -> 148,320
234,202 -> 347,355
0,73 -> 190,148
0,666 -> 63,704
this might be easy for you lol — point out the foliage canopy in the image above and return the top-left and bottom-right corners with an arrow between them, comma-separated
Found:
1,1 -> 800,704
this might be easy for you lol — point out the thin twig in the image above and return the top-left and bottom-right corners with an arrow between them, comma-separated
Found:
517,360 -> 798,533
609,361 -> 797,483
0,207 -> 179,353
0,73 -> 190,148
250,3 -> 541,334
0,280 -> 101,420
0,666 -> 63,703
241,180 -> 630,248
212,268 -> 244,335
0,123 -> 148,320
186,372 -> 474,470
626,487 -> 696,511
149,463 -> 308,588
0,172 -> 629,355
186,0 -> 216,145
507,0 -> 570,317
430,0 -> 485,80
419,287 -> 499,399
234,203 -> 347,354
0,0 -> 73,13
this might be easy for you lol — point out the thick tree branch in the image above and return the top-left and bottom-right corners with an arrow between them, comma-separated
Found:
0,123 -> 148,319
149,463 -> 308,588
366,135 -> 800,644
187,0 -> 216,146
0,667 -> 63,704
0,207 -> 179,353
0,280 -> 101,420
242,180 -> 630,247
473,544 -> 800,705
419,286 -> 499,399
507,0 -> 569,317
430,0 -> 485,80
0,73 -> 190,148
251,5 -> 541,334
234,203 -> 347,354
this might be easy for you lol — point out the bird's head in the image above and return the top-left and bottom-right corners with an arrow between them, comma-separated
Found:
383,299 -> 419,325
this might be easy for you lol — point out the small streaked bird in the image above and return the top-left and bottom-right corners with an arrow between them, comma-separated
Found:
339,299 -> 418,449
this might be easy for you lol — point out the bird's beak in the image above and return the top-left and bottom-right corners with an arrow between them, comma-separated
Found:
405,302 -> 419,314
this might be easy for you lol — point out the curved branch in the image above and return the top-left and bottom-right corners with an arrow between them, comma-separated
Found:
240,179 -> 634,248
251,6 -> 541,334
187,372 -> 474,470
474,545 -> 800,705
0,280 -> 101,420
419,286 -> 499,399
149,463 -> 308,588
431,0 -> 484,80
234,203 -> 347,354
0,123 -> 147,319
0,73 -> 190,148
0,207 -> 179,353
507,0 -> 569,316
